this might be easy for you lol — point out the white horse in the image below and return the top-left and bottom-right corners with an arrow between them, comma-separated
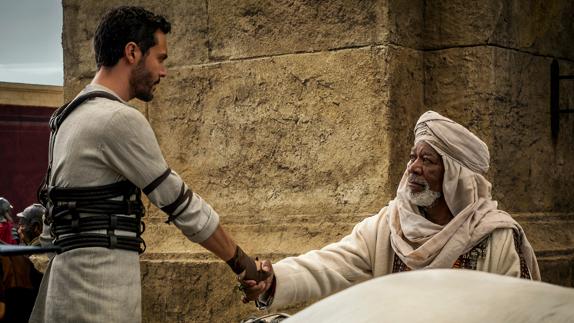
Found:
285,269 -> 574,323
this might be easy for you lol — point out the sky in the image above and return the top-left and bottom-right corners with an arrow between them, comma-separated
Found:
0,0 -> 63,86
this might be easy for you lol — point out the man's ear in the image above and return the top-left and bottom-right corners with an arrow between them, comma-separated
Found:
124,42 -> 140,64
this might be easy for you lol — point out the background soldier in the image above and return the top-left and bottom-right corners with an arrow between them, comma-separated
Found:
17,204 -> 45,247
0,198 -> 16,245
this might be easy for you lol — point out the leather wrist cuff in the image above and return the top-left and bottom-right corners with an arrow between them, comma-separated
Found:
226,246 -> 256,275
226,246 -> 270,282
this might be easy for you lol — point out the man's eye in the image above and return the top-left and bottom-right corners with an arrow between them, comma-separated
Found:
409,155 -> 416,161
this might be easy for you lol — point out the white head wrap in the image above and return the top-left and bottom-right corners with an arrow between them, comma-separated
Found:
388,111 -> 540,279
414,111 -> 489,174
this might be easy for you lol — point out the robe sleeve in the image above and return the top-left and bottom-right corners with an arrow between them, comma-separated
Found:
270,213 -> 383,309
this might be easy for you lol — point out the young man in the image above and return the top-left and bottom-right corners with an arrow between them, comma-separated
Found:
30,6 -> 262,322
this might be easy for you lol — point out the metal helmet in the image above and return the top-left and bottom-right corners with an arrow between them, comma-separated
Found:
0,197 -> 12,213
17,203 -> 46,226
0,197 -> 14,222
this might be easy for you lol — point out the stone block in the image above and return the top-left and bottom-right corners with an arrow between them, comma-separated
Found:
208,0 -> 384,60
424,47 -> 574,213
384,0 -> 424,49
488,0 -> 574,60
423,0 -> 574,60
140,258 -> 307,323
423,0 -> 505,48
63,0 -> 209,79
517,213 -> 574,253
142,212 -> 363,255
144,45 -> 422,220
538,256 -> 574,287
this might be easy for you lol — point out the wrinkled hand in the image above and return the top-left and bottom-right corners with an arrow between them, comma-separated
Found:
239,259 -> 274,304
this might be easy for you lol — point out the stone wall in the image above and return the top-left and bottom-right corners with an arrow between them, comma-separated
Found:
62,0 -> 574,321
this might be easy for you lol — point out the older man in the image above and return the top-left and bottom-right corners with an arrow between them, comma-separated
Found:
240,111 -> 540,309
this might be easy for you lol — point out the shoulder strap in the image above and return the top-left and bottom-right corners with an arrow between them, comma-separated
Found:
37,90 -> 122,206
49,90 -> 121,130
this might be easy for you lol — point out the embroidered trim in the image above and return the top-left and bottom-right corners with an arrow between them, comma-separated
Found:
392,253 -> 411,273
512,230 -> 531,279
452,237 -> 489,270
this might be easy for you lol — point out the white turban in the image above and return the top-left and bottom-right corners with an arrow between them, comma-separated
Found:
388,111 -> 540,280
414,111 -> 489,174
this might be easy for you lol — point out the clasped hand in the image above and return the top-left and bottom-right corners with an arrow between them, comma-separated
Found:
238,259 -> 274,304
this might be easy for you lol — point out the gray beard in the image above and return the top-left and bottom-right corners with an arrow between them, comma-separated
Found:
407,183 -> 442,207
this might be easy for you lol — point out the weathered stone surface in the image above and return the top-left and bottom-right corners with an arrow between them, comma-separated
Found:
208,0 -> 384,60
140,259 -> 266,322
384,0 -> 424,49
516,213 -> 574,253
423,1 -> 504,48
143,213 -> 364,255
63,0 -> 209,79
489,55 -> 574,213
424,47 -> 574,213
145,45 -> 422,220
141,258 -> 308,323
538,256 -> 574,287
423,0 -> 574,60
62,0 -> 429,73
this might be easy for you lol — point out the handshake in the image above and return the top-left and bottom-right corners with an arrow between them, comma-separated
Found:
226,246 -> 275,306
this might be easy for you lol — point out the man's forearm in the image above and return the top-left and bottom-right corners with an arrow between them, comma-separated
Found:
199,224 -> 237,261
200,224 -> 269,282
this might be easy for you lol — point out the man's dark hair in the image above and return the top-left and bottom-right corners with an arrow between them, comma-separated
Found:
93,6 -> 171,68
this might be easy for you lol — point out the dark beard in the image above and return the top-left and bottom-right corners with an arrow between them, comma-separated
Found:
130,60 -> 156,102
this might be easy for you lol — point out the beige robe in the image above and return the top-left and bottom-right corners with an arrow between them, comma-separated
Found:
271,206 -> 527,309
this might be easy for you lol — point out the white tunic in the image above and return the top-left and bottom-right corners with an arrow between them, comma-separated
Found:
30,84 -> 220,323
271,206 -> 529,310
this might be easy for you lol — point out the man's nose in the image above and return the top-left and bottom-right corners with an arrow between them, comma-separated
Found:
408,159 -> 422,174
